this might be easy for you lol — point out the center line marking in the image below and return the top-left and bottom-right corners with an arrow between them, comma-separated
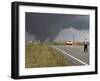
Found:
51,46 -> 88,66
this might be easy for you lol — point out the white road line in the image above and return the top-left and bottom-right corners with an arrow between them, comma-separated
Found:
51,46 -> 88,66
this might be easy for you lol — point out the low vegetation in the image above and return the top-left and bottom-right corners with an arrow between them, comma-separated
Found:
25,43 -> 73,68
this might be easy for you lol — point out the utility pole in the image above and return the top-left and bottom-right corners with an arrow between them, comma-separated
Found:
73,34 -> 75,44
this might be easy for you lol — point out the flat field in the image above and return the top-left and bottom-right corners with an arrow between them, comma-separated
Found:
25,43 -> 74,68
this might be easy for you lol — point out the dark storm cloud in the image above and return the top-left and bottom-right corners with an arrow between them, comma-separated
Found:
25,12 -> 89,42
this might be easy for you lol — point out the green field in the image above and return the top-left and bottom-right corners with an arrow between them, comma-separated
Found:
25,43 -> 74,68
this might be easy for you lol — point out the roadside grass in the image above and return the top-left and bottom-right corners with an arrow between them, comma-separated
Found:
25,43 -> 73,68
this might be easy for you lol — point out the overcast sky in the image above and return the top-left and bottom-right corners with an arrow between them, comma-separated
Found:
25,12 -> 89,42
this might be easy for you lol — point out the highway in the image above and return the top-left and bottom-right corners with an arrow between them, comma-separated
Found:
51,45 -> 89,66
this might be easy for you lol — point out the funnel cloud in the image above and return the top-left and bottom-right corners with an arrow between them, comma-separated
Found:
25,12 -> 89,42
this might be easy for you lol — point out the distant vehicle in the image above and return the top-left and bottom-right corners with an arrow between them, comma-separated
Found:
66,41 -> 73,45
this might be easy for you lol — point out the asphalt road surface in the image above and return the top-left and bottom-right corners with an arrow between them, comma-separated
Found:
51,45 -> 89,66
